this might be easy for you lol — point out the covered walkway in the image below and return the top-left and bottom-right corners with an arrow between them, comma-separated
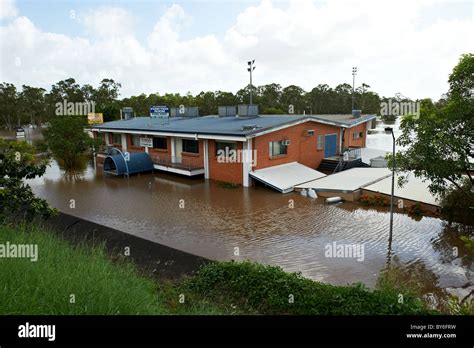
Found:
103,150 -> 154,176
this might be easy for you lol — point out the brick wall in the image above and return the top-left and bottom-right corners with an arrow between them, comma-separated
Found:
343,122 -> 367,148
252,121 -> 342,170
208,140 -> 243,185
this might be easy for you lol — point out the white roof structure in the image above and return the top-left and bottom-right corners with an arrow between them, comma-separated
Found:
295,167 -> 392,192
363,173 -> 440,206
360,147 -> 389,165
250,162 -> 326,193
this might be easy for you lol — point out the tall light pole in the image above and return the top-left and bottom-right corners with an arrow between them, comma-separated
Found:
352,67 -> 357,110
247,60 -> 256,105
385,126 -> 395,261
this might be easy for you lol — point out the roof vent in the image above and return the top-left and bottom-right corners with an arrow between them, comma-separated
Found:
352,109 -> 362,118
170,106 -> 199,117
218,106 -> 237,117
241,124 -> 258,131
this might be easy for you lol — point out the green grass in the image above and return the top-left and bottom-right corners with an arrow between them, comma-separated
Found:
0,224 -> 163,314
0,224 -> 437,315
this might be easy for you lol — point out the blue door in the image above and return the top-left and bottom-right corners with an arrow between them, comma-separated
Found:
324,134 -> 337,158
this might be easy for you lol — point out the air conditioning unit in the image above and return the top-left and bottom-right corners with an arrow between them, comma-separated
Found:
304,129 -> 315,136
281,140 -> 291,146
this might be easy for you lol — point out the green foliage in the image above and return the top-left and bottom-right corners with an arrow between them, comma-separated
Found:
185,261 -> 433,315
217,181 -> 240,189
2,76 -> 385,127
43,116 -> 100,173
0,139 -> 56,222
392,54 -> 474,204
440,178 -> 474,225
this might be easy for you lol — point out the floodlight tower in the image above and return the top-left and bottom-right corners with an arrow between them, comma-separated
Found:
352,66 -> 357,110
247,60 -> 256,104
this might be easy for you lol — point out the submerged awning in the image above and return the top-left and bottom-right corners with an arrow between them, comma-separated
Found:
250,162 -> 326,193
104,152 -> 154,176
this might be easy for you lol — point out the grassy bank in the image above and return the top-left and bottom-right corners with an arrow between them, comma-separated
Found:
0,224 -> 435,315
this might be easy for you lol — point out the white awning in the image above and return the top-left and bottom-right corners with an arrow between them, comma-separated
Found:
250,162 -> 326,193
363,173 -> 440,206
295,167 -> 391,192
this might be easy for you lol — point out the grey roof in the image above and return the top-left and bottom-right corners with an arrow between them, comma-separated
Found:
92,114 -> 376,137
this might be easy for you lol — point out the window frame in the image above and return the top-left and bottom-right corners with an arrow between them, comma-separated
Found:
182,139 -> 199,154
317,135 -> 324,150
215,141 -> 237,157
131,134 -> 141,147
153,137 -> 167,150
112,133 -> 122,145
269,140 -> 288,158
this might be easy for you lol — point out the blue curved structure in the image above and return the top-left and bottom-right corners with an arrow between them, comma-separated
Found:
103,150 -> 154,176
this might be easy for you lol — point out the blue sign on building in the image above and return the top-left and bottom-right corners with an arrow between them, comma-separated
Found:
150,105 -> 169,118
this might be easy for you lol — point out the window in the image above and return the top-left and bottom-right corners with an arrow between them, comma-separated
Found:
182,139 -> 199,154
269,141 -> 288,157
317,135 -> 324,150
112,133 -> 121,145
153,137 -> 167,150
215,141 -> 237,156
131,134 -> 141,146
353,132 -> 362,140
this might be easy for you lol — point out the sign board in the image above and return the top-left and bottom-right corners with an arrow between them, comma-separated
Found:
87,112 -> 104,124
139,137 -> 153,148
150,105 -> 169,118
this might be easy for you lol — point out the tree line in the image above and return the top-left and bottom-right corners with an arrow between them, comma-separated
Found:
1,77 -> 418,129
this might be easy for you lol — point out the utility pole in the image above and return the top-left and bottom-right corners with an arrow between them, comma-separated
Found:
352,67 -> 357,110
247,60 -> 256,104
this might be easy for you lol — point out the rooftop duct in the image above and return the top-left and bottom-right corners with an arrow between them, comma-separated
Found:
238,104 -> 259,117
218,106 -> 237,117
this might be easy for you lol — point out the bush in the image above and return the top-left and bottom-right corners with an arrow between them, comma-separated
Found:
185,261 -> 434,315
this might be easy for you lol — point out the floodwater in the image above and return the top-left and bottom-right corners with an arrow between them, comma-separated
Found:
19,118 -> 474,302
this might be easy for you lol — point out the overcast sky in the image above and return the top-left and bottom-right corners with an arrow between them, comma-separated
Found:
0,0 -> 472,99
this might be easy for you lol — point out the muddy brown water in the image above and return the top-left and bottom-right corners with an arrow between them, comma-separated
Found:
9,119 -> 474,302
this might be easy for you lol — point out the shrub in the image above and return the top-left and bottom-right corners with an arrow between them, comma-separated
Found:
185,261 -> 434,315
